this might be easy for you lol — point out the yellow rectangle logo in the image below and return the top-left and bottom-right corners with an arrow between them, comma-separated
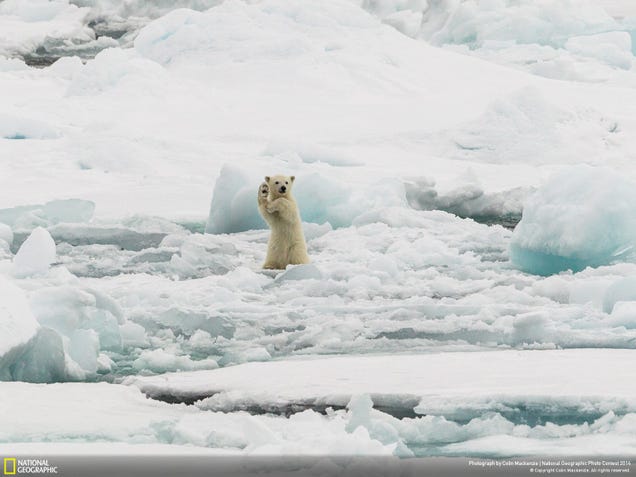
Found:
3,458 -> 16,475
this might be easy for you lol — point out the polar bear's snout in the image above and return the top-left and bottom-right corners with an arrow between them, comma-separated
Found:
279,185 -> 287,193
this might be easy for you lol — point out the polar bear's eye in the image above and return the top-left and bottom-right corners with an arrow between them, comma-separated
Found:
285,181 -> 288,184
275,181 -> 279,185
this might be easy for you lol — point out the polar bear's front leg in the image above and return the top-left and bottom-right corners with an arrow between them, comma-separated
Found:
258,182 -> 276,226
266,198 -> 296,221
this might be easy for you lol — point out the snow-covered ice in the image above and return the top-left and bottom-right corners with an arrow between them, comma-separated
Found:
127,350 -> 636,417
4,351 -> 636,458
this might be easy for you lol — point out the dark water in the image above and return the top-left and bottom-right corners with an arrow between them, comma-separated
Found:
19,22 -> 135,68
471,214 -> 520,230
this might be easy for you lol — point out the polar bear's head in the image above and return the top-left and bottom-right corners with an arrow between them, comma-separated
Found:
265,175 -> 295,198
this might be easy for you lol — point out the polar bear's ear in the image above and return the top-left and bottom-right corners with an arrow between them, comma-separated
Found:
290,176 -> 295,182
265,176 -> 270,183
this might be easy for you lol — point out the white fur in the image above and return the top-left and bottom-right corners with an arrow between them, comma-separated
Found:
258,175 -> 310,269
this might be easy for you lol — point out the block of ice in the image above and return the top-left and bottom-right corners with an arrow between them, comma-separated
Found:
205,165 -> 264,234
205,164 -> 404,234
13,227 -> 56,277
0,223 -> 14,247
510,166 -> 636,276
133,348 -> 218,373
42,199 -> 96,224
363,0 -> 618,47
119,322 -> 149,349
68,329 -> 100,374
405,178 -> 530,220
0,223 -> 13,257
603,276 -> 636,313
0,276 -> 39,363
0,199 -> 95,230
274,264 -> 323,282
565,32 -> 633,70
10,328 -> 66,383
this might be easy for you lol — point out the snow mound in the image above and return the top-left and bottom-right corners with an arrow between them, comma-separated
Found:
510,166 -> 636,275
446,87 -> 619,165
67,47 -> 166,96
13,227 -> 56,278
205,164 -> 405,234
133,1 -> 379,65
263,141 -> 364,167
0,113 -> 60,140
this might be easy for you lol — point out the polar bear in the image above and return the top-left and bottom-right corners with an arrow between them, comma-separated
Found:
258,175 -> 310,269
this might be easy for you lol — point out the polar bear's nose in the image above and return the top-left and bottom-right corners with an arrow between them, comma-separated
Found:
280,185 -> 287,193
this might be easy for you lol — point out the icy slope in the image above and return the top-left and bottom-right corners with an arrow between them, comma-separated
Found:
2,0 -> 636,222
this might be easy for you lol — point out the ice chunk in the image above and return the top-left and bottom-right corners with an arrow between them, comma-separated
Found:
205,165 -> 264,234
13,227 -> 56,277
46,224 -> 166,251
0,199 -> 95,231
0,223 -> 13,257
68,329 -> 100,374
363,0 -> 618,47
0,276 -> 39,364
26,284 -> 126,377
41,199 -> 95,224
274,264 -> 323,282
0,113 -> 60,140
565,32 -> 633,70
119,322 -> 149,348
510,166 -> 636,276
153,308 -> 235,339
133,348 -> 218,373
608,302 -> 636,329
603,276 -> 636,313
10,328 -> 66,383
0,277 -> 67,383
205,164 -> 403,233
405,178 -> 530,220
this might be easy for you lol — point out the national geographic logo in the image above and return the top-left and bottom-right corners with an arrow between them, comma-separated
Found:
3,458 -> 58,475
